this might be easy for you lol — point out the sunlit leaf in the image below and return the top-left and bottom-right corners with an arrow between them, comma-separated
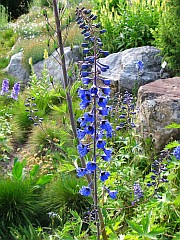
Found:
126,220 -> 143,235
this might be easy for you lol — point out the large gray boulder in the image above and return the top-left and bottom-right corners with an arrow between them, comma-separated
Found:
99,46 -> 169,91
33,46 -> 81,85
4,51 -> 29,83
136,77 -> 180,150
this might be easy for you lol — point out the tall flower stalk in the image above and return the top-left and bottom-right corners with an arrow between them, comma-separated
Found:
75,6 -> 117,239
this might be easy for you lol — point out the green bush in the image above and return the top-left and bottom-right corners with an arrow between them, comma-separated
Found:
154,0 -> 180,75
0,57 -> 9,69
0,28 -> 18,58
93,0 -> 162,52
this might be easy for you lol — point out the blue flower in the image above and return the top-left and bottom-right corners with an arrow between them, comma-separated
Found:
81,63 -> 89,69
77,117 -> 87,127
85,56 -> 95,63
81,71 -> 91,77
133,182 -> 143,201
83,48 -> 90,54
99,29 -> 106,34
102,79 -> 110,86
78,143 -> 89,157
0,78 -> 9,95
84,112 -> 94,123
136,60 -> 144,72
82,77 -> 92,85
77,129 -> 86,140
79,90 -> 91,109
99,106 -> 110,116
79,186 -> 91,196
100,120 -> 112,132
11,82 -> 20,100
86,161 -> 97,171
100,171 -> 110,182
77,168 -> 87,177
80,100 -> 91,109
100,120 -> 113,138
108,190 -> 118,199
98,96 -> 107,107
101,148 -> 112,161
82,42 -> 89,47
99,50 -> 109,57
101,87 -> 110,95
85,125 -> 94,135
173,146 -> 180,160
97,62 -> 109,72
90,85 -> 98,96
97,139 -> 106,149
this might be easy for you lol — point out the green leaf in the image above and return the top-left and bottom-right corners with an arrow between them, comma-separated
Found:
142,210 -> 151,234
59,163 -> 75,172
165,123 -> 180,129
29,164 -> 40,178
12,161 -> 23,181
173,194 -> 180,207
126,220 -> 144,235
148,227 -> 165,237
165,140 -> 180,149
36,174 -> 53,185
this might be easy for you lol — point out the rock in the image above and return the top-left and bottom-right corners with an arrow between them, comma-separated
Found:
136,77 -> 180,150
33,46 -> 81,86
99,46 -> 169,91
4,51 -> 29,83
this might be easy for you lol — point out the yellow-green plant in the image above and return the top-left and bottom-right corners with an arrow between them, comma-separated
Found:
92,0 -> 163,52
153,0 -> 180,75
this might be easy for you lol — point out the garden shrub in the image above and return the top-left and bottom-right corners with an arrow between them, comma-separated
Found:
0,28 -> 18,59
92,0 -> 162,52
154,0 -> 180,75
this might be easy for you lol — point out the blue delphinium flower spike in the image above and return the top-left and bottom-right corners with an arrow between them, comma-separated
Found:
75,6 -> 117,200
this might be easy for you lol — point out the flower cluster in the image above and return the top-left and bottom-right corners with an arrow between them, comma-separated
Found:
75,7 -> 117,199
147,150 -> 169,199
172,145 -> 180,160
132,182 -> 143,205
0,79 -> 20,100
110,91 -> 136,131
25,97 -> 43,126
